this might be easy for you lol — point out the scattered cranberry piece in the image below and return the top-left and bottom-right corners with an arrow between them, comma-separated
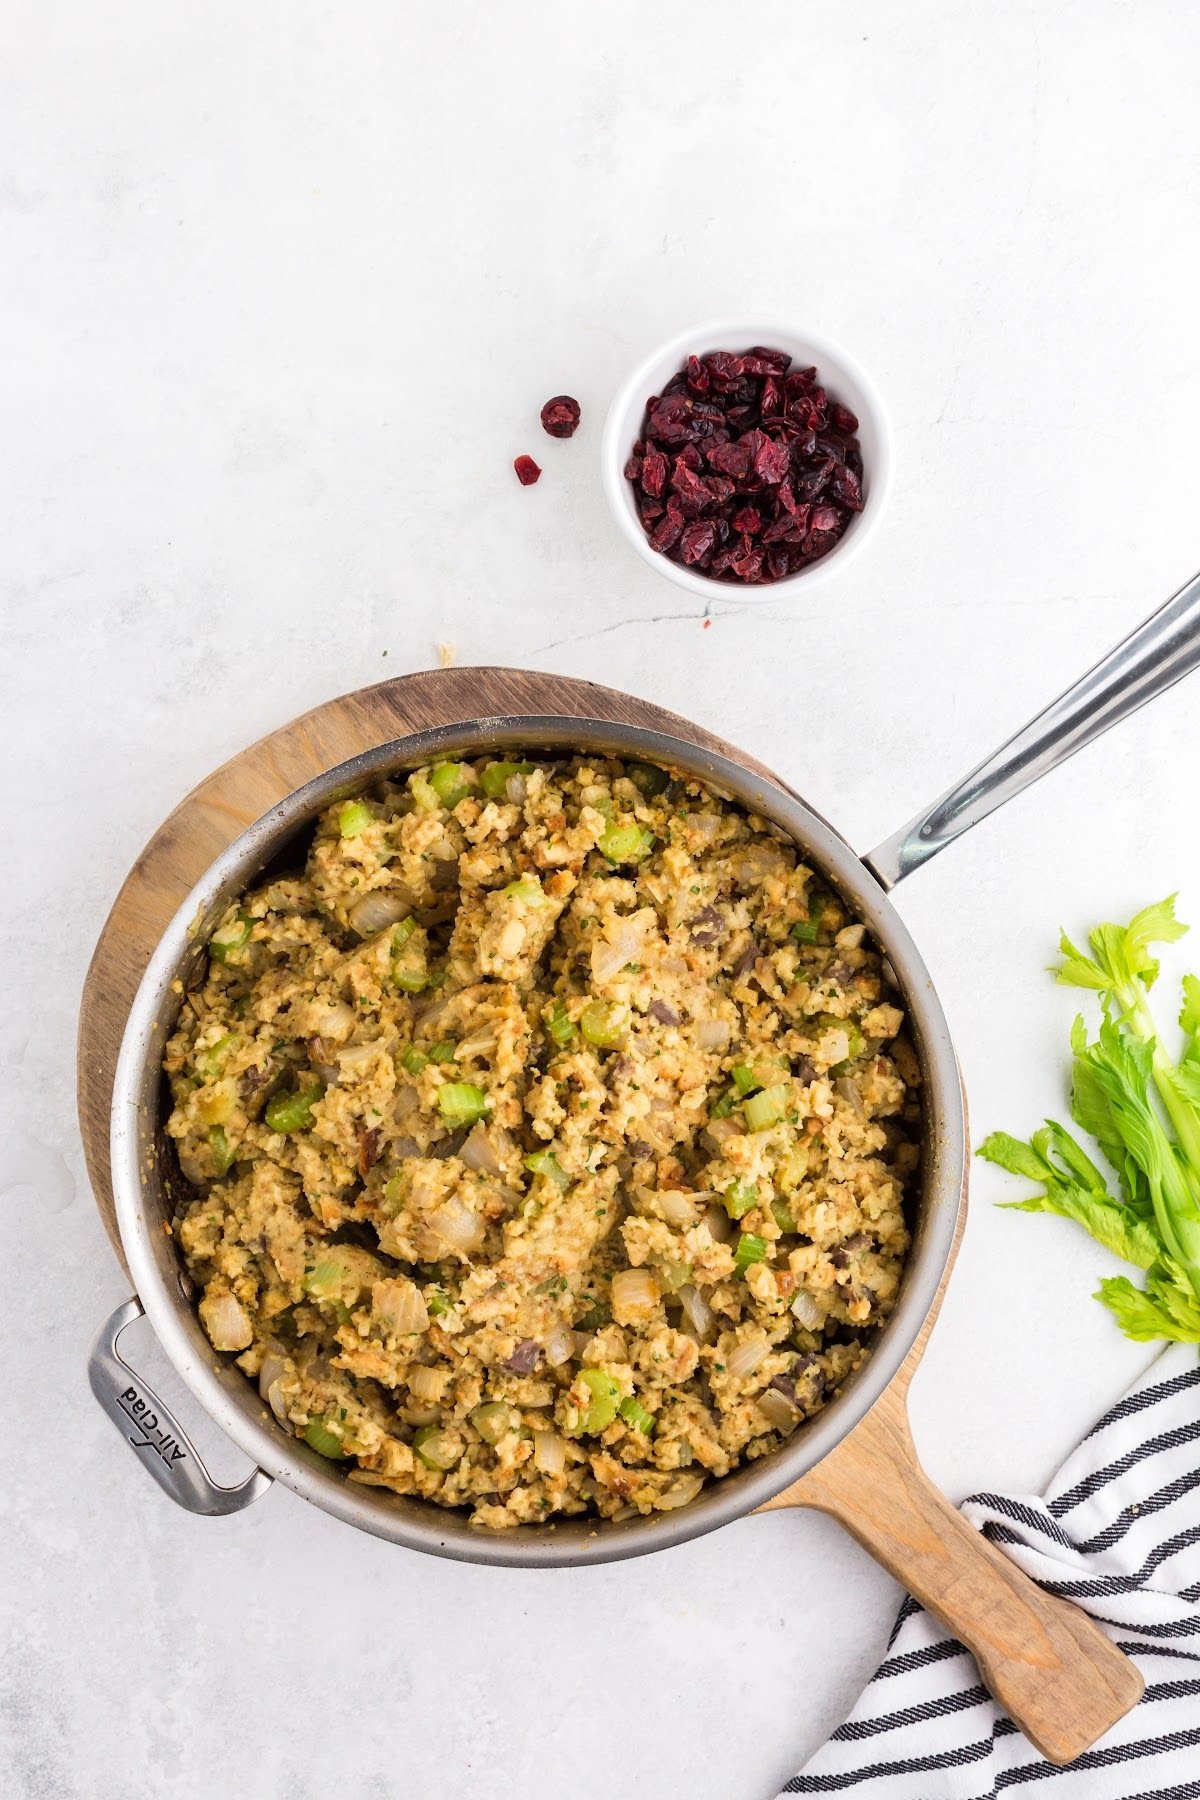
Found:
514,455 -> 542,486
540,395 -> 581,438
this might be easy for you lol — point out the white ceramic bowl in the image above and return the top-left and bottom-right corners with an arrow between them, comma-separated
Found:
601,316 -> 893,603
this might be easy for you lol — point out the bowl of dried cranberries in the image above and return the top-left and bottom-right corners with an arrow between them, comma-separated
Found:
602,317 -> 892,600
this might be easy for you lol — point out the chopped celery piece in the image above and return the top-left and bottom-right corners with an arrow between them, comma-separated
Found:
338,799 -> 374,837
658,1258 -> 693,1294
503,875 -> 547,906
401,1044 -> 429,1075
724,1180 -> 758,1220
208,1126 -> 236,1177
437,1082 -> 490,1127
710,1087 -> 738,1119
390,918 -> 428,993
743,1083 -> 789,1133
481,760 -> 535,800
409,771 -> 439,811
581,1000 -> 624,1048
265,1078 -> 324,1134
209,911 -> 252,963
772,1199 -> 796,1233
734,1232 -> 769,1272
430,761 -> 475,808
731,1064 -> 760,1096
426,1288 -> 452,1317
524,1150 -> 570,1190
471,1401 -> 511,1446
429,1039 -> 458,1063
618,1395 -> 656,1435
413,1425 -> 461,1471
545,1001 -> 576,1047
197,1032 -> 236,1081
393,963 -> 429,995
577,1369 -> 622,1434
599,823 -> 655,866
627,761 -> 670,798
791,895 -> 826,944
303,1417 -> 350,1459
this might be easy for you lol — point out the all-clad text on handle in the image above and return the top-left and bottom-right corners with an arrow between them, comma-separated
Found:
865,566 -> 1200,888
88,1298 -> 272,1516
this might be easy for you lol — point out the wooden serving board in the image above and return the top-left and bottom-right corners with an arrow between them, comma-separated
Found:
77,667 -> 1141,1765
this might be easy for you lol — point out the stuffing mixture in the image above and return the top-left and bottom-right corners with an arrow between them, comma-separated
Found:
165,753 -> 919,1529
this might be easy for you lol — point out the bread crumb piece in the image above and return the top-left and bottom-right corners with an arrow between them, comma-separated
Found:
437,642 -> 456,668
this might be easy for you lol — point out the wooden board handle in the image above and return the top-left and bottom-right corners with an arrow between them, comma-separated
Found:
764,1397 -> 1144,1765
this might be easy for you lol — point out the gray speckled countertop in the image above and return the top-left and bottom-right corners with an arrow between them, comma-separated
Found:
5,4 -> 1200,1795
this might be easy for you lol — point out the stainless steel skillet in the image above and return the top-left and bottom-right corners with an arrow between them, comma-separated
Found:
87,571 -> 1200,1757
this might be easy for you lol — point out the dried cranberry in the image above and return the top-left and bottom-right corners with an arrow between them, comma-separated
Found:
540,395 -> 581,438
742,346 -> 792,376
514,455 -> 541,486
650,500 -> 685,553
641,444 -> 668,498
754,437 -> 790,484
830,466 -> 864,511
622,345 -> 864,584
680,519 -> 717,566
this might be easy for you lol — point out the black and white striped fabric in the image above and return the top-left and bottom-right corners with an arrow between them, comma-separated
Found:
781,1344 -> 1200,1798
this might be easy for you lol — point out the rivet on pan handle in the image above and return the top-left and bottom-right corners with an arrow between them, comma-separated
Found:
88,1299 -> 273,1517
865,566 -> 1200,888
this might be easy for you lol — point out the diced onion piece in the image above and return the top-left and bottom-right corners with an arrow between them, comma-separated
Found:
506,774 -> 528,805
337,1039 -> 384,1076
348,891 -> 411,937
373,1277 -> 429,1336
428,1195 -> 484,1255
790,1289 -> 823,1332
200,1290 -> 253,1352
406,1365 -> 446,1404
678,1284 -> 715,1341
701,1204 -> 734,1245
657,1472 -> 705,1511
696,1018 -> 731,1051
265,1379 -> 290,1425
258,1354 -> 287,1400
611,1267 -> 660,1323
544,1320 -> 577,1367
757,1387 -> 800,1432
726,1334 -> 770,1383
533,1429 -> 567,1477
591,914 -> 646,985
835,1075 -> 865,1120
461,1121 -> 503,1175
656,1189 -> 697,1229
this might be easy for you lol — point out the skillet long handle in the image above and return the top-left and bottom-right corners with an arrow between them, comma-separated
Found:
762,1396 -> 1144,1765
864,567 -> 1200,889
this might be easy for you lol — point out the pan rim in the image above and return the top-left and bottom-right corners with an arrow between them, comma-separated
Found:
110,711 -> 966,1567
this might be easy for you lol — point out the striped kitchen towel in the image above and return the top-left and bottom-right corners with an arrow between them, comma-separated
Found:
782,1344 -> 1200,1798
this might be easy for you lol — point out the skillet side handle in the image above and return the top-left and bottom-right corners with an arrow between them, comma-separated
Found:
764,1398 -> 1143,1766
89,1299 -> 273,1517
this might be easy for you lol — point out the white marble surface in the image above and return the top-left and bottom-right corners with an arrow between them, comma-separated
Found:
5,4 -> 1200,1795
